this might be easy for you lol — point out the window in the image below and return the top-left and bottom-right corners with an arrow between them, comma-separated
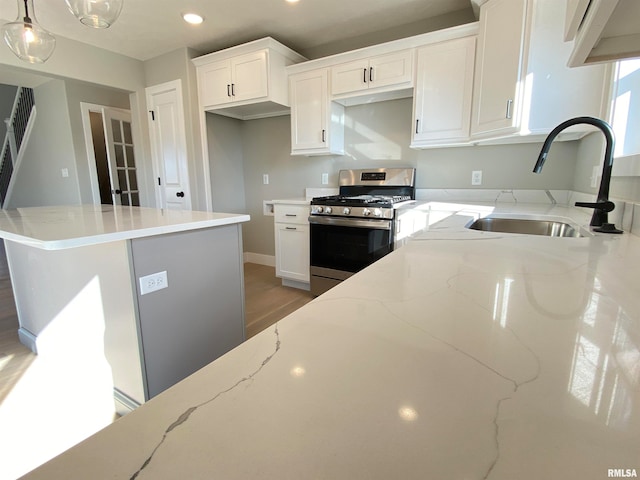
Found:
610,58 -> 640,159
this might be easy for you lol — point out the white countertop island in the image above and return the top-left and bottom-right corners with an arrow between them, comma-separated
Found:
21,202 -> 640,480
0,204 -> 249,249
0,204 -> 250,414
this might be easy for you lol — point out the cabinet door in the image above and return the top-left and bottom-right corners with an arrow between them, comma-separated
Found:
471,0 -> 527,137
275,223 -> 310,282
412,37 -> 476,145
290,69 -> 329,152
230,50 -> 269,102
368,50 -> 413,90
198,59 -> 232,107
331,59 -> 370,96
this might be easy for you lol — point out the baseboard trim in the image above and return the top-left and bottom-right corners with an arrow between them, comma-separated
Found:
114,388 -> 141,416
244,252 -> 275,267
282,278 -> 310,291
17,327 -> 37,354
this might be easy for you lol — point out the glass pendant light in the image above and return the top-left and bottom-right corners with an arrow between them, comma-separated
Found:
2,0 -> 56,64
65,0 -> 124,29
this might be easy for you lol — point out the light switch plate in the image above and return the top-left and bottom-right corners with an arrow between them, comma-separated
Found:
471,170 -> 482,186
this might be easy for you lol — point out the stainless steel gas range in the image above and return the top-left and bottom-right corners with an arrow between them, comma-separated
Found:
308,167 -> 416,296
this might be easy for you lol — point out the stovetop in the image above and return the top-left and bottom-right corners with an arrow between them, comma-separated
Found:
311,194 -> 412,208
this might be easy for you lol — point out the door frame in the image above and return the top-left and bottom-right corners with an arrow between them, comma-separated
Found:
80,102 -> 136,205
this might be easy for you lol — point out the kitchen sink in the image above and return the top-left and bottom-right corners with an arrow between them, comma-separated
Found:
466,217 -> 585,237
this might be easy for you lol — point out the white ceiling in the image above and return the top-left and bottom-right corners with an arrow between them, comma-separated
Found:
0,0 -> 475,62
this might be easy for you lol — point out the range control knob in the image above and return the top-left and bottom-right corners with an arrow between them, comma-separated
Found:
316,206 -> 324,213
362,208 -> 371,216
373,208 -> 382,217
325,206 -> 332,214
343,207 -> 351,215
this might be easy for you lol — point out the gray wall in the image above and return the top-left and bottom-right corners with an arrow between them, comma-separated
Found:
7,80 -> 81,208
0,84 -> 18,121
574,131 -> 640,202
64,79 -> 131,204
208,97 -> 579,257
144,48 -> 207,211
6,78 -> 133,208
301,9 -> 475,59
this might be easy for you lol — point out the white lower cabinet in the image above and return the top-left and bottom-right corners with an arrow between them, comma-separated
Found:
274,203 -> 310,287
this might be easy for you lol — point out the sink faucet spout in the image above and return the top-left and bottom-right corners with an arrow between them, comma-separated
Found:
533,116 -> 622,233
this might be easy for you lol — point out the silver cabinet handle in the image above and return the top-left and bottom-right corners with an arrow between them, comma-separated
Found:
506,99 -> 513,119
322,129 -> 326,142
363,68 -> 367,83
227,84 -> 231,97
369,66 -> 373,83
285,227 -> 297,230
285,214 -> 297,217
415,119 -> 419,134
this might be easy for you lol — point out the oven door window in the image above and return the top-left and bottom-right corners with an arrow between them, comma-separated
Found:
310,222 -> 392,273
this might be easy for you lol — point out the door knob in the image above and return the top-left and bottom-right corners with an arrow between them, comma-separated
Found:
176,191 -> 185,198
113,189 -> 122,194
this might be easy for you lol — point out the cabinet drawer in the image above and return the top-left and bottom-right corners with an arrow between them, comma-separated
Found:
274,204 -> 309,224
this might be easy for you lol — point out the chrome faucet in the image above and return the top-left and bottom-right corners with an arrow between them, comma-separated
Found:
533,116 -> 623,234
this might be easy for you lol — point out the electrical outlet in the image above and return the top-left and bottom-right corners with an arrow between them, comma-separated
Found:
322,173 -> 329,185
61,168 -> 69,178
471,170 -> 483,186
263,174 -> 269,185
139,271 -> 168,295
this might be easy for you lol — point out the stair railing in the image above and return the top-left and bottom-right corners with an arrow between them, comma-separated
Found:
0,87 -> 35,208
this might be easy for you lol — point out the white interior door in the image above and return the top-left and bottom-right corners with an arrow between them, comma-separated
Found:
146,80 -> 192,210
103,109 -> 140,206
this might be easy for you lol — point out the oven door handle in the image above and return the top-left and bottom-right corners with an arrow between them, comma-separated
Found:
308,216 -> 392,230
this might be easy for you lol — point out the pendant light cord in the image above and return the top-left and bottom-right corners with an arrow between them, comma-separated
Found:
22,0 -> 32,24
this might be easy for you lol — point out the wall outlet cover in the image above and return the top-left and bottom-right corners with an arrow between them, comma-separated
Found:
139,271 -> 168,295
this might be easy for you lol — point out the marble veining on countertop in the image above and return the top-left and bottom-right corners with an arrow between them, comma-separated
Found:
0,205 -> 250,250
22,202 -> 640,479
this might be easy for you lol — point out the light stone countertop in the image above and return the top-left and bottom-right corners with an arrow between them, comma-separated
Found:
21,202 -> 640,479
0,205 -> 250,250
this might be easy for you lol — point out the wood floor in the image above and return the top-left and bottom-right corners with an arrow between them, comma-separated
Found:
0,258 -> 313,479
244,262 -> 314,339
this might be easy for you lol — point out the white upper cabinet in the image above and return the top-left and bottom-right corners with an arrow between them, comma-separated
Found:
471,0 -> 609,141
193,37 -> 306,120
289,68 -> 344,156
411,36 -> 476,147
331,50 -> 413,98
470,0 -> 528,137
198,51 -> 268,107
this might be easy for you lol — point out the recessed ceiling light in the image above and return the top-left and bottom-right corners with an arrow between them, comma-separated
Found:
183,13 -> 204,25
286,0 -> 300,3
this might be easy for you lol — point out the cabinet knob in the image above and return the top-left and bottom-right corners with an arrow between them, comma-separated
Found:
176,191 -> 185,198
